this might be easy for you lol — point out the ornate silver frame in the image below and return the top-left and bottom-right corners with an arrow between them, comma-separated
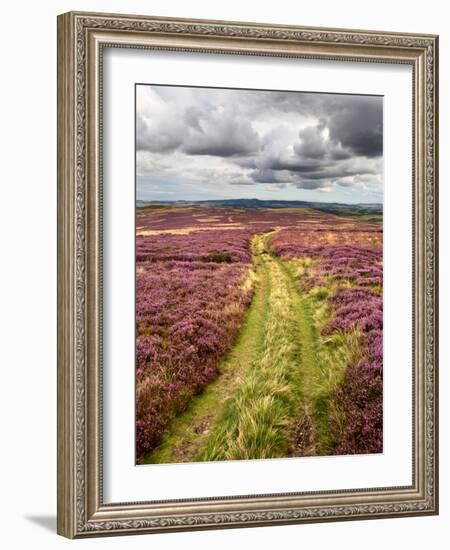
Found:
57,11 -> 439,538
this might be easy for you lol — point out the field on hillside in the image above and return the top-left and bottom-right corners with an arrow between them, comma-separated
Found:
136,205 -> 383,464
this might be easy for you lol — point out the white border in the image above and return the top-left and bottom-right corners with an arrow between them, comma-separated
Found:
102,48 -> 412,503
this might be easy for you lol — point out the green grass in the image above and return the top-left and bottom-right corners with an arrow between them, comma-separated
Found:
281,258 -> 369,454
272,252 -> 336,455
200,235 -> 304,461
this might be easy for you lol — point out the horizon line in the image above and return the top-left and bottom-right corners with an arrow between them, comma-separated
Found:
136,198 -> 382,206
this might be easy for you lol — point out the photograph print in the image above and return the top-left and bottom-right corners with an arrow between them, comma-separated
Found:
135,84 -> 383,465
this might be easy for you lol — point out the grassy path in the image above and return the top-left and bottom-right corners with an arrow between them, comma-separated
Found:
143,232 -> 330,464
144,235 -> 271,464
275,258 -> 333,456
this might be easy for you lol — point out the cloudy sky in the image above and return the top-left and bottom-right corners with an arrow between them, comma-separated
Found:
136,84 -> 383,204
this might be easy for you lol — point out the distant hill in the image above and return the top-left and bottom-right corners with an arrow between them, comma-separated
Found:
136,198 -> 382,216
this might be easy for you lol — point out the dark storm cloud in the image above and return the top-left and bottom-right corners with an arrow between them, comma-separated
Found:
267,158 -> 330,174
183,103 -> 260,157
244,117 -> 380,189
136,85 -> 383,201
251,168 -> 285,184
136,114 -> 183,153
249,161 -> 378,190
182,117 -> 258,157
294,180 -> 331,190
248,91 -> 383,157
250,168 -> 331,190
242,90 -> 333,117
337,179 -> 356,187
294,125 -> 351,161
328,98 -> 383,157
138,96 -> 259,157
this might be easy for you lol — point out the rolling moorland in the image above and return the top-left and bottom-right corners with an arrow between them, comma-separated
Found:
135,203 -> 383,464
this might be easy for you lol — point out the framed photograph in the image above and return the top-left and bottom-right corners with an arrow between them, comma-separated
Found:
57,11 -> 439,538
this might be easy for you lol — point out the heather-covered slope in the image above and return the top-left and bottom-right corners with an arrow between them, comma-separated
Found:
136,206 -> 383,463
